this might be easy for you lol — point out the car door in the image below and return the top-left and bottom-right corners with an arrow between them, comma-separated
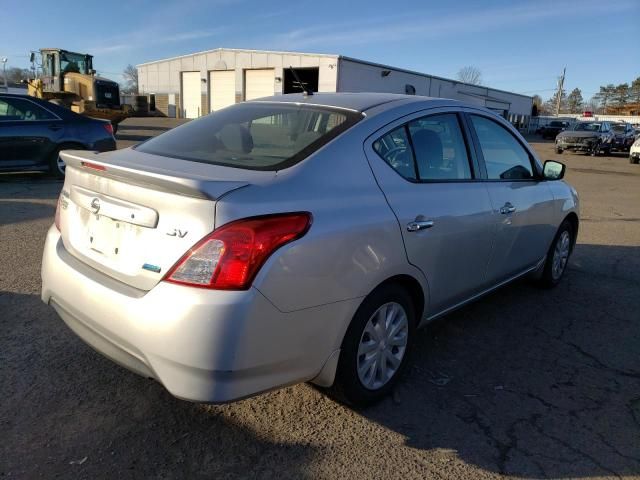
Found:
365,109 -> 495,315
0,96 -> 63,170
466,112 -> 556,283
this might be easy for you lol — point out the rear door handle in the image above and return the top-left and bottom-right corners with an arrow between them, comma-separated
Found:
407,220 -> 434,232
500,202 -> 516,214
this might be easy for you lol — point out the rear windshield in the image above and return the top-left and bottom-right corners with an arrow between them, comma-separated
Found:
136,102 -> 362,170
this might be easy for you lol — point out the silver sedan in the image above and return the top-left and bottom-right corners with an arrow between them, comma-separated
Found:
41,93 -> 579,406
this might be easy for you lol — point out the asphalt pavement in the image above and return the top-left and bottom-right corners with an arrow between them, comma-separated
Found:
1,119 -> 638,479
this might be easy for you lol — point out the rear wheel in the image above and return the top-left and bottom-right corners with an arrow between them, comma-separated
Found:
328,284 -> 416,407
555,147 -> 563,154
538,220 -> 574,288
49,144 -> 83,179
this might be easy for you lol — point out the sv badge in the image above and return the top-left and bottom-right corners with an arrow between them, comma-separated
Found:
166,229 -> 188,238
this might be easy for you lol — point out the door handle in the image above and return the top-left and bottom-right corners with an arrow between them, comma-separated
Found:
406,220 -> 434,232
500,202 -> 516,214
48,124 -> 62,131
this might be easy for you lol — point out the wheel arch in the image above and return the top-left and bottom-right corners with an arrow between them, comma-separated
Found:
370,274 -> 426,326
563,212 -> 579,251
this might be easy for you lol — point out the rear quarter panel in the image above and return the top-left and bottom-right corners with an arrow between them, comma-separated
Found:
214,118 -> 428,314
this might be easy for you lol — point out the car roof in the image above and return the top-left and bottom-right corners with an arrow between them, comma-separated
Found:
250,92 -> 465,114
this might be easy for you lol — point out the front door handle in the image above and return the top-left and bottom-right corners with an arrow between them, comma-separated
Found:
500,202 -> 516,214
48,124 -> 63,131
407,220 -> 435,232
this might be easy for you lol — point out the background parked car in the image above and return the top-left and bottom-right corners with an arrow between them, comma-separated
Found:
610,122 -> 636,152
555,121 -> 615,156
540,120 -> 571,139
0,93 -> 116,178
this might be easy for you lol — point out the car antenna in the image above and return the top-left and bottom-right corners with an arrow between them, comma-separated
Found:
289,66 -> 313,96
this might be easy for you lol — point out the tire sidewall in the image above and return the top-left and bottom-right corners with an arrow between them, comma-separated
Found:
335,284 -> 416,406
542,220 -> 573,287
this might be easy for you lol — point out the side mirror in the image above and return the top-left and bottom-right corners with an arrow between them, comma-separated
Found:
543,160 -> 565,180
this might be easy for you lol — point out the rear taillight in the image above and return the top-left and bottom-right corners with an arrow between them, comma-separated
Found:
164,213 -> 312,290
54,194 -> 62,231
103,123 -> 114,136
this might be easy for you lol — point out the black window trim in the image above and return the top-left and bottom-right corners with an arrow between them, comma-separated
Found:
372,110 -> 481,184
0,95 -> 62,122
464,111 -> 543,182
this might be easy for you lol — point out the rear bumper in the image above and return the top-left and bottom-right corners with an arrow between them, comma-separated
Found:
41,225 -> 355,403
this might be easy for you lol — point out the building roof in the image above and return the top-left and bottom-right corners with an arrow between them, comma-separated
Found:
136,48 -> 339,67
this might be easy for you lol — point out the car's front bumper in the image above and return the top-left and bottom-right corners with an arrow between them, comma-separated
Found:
557,139 -> 599,152
41,225 -> 354,402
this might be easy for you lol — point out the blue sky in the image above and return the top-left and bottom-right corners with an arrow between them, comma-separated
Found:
2,0 -> 638,100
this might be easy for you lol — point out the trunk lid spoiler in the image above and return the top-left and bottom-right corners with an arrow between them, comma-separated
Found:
61,150 -> 252,200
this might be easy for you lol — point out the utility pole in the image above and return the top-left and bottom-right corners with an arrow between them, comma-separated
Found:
1,58 -> 7,90
555,67 -> 566,116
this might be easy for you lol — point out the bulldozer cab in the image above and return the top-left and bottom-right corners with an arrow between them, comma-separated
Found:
40,49 -> 94,93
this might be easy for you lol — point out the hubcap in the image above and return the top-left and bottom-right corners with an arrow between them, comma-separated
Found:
552,230 -> 571,280
56,154 -> 66,175
357,302 -> 408,390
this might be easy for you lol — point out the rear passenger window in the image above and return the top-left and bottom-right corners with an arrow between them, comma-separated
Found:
470,115 -> 534,180
373,126 -> 416,181
408,114 -> 471,180
0,97 -> 56,121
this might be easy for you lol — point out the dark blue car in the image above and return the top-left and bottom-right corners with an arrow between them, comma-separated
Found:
0,93 -> 116,177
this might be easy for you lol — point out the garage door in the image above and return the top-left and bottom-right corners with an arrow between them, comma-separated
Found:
209,70 -> 236,112
245,69 -> 275,101
181,71 -> 201,119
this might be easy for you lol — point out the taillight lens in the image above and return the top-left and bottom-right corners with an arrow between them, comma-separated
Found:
54,194 -> 62,231
103,123 -> 114,136
164,213 -> 312,290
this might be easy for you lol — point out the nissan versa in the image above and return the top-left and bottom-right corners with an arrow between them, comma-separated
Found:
41,93 -> 579,406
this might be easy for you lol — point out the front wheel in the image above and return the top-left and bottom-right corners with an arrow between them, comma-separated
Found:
538,220 -> 574,288
556,147 -> 563,154
630,156 -> 639,165
328,284 -> 416,407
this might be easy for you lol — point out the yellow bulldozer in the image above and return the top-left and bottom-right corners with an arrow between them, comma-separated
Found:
26,48 -> 131,132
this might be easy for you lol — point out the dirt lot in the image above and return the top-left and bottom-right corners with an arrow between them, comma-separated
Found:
1,118 -> 639,479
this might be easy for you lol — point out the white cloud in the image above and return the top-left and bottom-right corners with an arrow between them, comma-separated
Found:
267,0 -> 638,49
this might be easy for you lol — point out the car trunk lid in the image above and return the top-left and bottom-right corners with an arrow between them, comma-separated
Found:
58,148 -> 273,291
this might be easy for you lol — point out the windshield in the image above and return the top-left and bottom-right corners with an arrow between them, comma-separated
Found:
136,102 -> 362,170
549,121 -> 563,127
60,52 -> 91,75
611,124 -> 626,133
574,122 -> 601,132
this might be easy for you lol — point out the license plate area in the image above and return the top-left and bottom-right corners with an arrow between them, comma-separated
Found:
86,213 -> 137,261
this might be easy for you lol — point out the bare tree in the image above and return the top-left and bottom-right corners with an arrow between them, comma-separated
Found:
121,64 -> 139,94
457,66 -> 482,85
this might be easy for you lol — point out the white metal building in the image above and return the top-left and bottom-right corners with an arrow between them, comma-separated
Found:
137,48 -> 533,125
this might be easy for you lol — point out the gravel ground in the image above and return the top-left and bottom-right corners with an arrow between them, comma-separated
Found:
1,119 -> 639,479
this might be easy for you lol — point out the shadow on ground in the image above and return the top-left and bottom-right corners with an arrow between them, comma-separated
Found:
1,244 -> 639,478
116,125 -> 171,132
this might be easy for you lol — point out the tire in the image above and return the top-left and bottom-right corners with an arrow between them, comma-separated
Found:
630,156 -> 639,165
538,220 -> 574,288
556,148 -> 563,154
328,284 -> 416,407
49,144 -> 83,179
